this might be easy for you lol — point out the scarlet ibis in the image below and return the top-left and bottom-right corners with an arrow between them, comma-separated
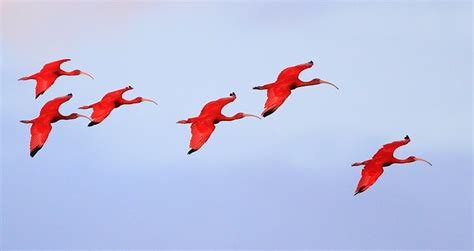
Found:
177,92 -> 261,154
18,59 -> 94,99
253,61 -> 338,117
20,94 -> 92,157
352,135 -> 432,196
79,86 -> 158,127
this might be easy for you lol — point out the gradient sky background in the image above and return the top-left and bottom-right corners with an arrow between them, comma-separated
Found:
1,1 -> 472,250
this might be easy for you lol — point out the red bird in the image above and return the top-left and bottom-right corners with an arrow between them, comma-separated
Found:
19,59 -> 94,99
177,92 -> 261,154
20,94 -> 92,157
79,86 -> 158,127
352,135 -> 432,196
253,61 -> 338,117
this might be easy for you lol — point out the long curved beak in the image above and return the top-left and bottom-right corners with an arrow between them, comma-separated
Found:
80,71 -> 94,80
415,157 -> 432,166
77,114 -> 92,122
320,80 -> 339,90
243,113 -> 261,120
142,98 -> 158,106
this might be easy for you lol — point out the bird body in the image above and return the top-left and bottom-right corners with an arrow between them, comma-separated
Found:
79,86 -> 157,127
253,61 -> 338,117
177,92 -> 260,154
18,59 -> 93,99
352,135 -> 432,195
20,94 -> 91,157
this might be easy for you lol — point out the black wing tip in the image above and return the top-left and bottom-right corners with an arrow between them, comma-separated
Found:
30,146 -> 43,157
354,186 -> 366,196
35,91 -> 45,99
308,60 -> 314,65
88,121 -> 99,127
229,92 -> 236,97
404,135 -> 410,140
262,108 -> 276,118
188,149 -> 198,155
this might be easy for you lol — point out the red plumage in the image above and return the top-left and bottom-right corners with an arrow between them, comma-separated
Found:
177,92 -> 260,154
253,61 -> 338,117
18,59 -> 93,99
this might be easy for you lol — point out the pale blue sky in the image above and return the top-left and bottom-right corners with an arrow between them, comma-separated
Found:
1,1 -> 472,249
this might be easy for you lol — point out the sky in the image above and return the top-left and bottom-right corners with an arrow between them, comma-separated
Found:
1,1 -> 472,250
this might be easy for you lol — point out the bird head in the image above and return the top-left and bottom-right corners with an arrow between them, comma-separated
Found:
72,70 -> 94,79
312,78 -> 339,90
407,156 -> 432,166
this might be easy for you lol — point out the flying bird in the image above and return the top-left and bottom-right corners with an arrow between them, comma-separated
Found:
79,86 -> 157,127
253,61 -> 338,117
177,92 -> 261,154
20,94 -> 92,157
352,135 -> 432,196
18,59 -> 94,99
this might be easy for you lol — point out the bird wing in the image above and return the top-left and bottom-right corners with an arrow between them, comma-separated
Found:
189,120 -> 216,151
85,89 -> 130,124
372,137 -> 411,160
29,121 -> 52,157
39,95 -> 71,116
40,59 -> 71,72
277,62 -> 314,82
262,86 -> 291,117
355,161 -> 384,195
34,75 -> 57,98
90,102 -> 115,124
199,95 -> 236,117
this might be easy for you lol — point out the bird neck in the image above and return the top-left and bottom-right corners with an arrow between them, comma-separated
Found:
295,79 -> 319,88
217,113 -> 241,122
120,97 -> 141,105
391,157 -> 414,165
58,70 -> 78,76
60,113 -> 77,120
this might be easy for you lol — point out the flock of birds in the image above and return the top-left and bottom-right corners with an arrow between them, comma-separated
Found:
18,59 -> 432,195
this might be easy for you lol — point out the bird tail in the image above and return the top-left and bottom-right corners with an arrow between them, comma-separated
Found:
177,119 -> 191,124
253,86 -> 264,90
253,83 -> 273,90
78,105 -> 93,109
351,160 -> 369,166
18,76 -> 33,81
177,117 -> 196,124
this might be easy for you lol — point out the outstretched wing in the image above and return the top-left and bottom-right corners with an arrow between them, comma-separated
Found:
262,86 -> 291,117
34,75 -> 57,98
354,161 -> 384,195
277,61 -> 314,82
199,94 -> 236,117
89,103 -> 115,125
29,121 -> 52,157
372,136 -> 411,160
41,59 -> 71,72
189,120 -> 216,152
39,95 -> 72,116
